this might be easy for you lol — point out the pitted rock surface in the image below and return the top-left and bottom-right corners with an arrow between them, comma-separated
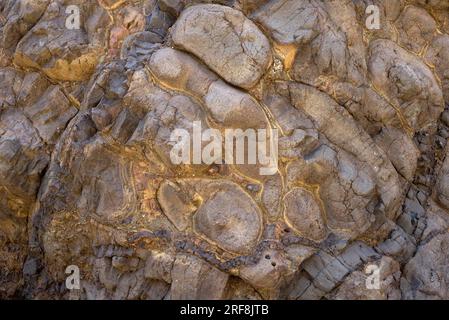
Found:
171,4 -> 272,89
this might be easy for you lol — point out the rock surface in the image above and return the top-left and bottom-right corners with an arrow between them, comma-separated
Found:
171,4 -> 272,89
1,0 -> 449,300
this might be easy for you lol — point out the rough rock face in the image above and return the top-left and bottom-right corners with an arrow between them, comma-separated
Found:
171,4 -> 272,89
0,0 -> 449,300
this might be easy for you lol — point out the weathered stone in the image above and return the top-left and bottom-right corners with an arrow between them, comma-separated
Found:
425,34 -> 449,103
172,4 -> 272,89
157,180 -> 197,231
396,5 -> 437,54
327,257 -> 401,300
14,0 -> 110,81
368,39 -> 444,132
23,85 -> 78,145
149,47 -> 218,98
401,233 -> 449,299
239,249 -> 290,295
292,242 -> 380,299
144,251 -> 174,283
192,180 -> 263,254
254,0 -> 366,87
0,0 -> 51,55
283,187 -> 326,241
442,110 -> 449,127
374,126 -> 420,181
1,0 -> 449,301
436,147 -> 449,209
168,254 -> 229,300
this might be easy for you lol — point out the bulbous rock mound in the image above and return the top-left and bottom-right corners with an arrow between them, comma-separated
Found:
1,0 -> 449,301
171,4 -> 272,89
283,187 -> 326,241
192,180 -> 263,254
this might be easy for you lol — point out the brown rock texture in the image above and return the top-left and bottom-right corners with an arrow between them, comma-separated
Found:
1,0 -> 449,300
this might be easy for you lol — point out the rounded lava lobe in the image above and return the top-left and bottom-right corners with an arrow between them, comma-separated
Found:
149,48 -> 183,81
283,187 -> 326,241
193,188 -> 263,255
171,4 -> 272,89
239,249 -> 289,290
